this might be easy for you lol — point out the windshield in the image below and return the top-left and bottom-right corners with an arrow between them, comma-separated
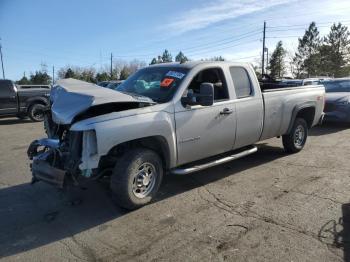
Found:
323,80 -> 350,93
115,67 -> 188,103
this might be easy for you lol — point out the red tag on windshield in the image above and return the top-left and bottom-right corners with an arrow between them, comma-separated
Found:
160,78 -> 174,88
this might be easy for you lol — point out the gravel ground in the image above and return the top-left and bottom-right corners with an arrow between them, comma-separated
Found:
0,117 -> 349,262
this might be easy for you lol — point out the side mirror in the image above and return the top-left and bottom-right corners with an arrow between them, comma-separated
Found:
198,82 -> 214,106
181,83 -> 214,107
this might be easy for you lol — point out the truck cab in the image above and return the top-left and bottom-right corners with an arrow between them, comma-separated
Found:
0,80 -> 18,115
0,79 -> 50,121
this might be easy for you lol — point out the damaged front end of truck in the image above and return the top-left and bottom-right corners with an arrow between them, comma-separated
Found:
27,78 -> 155,188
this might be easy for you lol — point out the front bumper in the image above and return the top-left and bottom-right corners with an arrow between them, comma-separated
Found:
28,138 -> 67,188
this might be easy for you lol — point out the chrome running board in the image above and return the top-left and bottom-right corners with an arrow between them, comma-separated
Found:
171,146 -> 258,175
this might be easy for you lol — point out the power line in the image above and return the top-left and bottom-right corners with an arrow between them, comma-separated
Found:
186,38 -> 261,57
266,20 -> 350,29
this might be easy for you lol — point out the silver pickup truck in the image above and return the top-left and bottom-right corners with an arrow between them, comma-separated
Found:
27,61 -> 325,209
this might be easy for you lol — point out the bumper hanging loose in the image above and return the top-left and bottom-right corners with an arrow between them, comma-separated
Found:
27,139 -> 66,188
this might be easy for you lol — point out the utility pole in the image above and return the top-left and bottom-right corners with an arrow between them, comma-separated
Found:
0,39 -> 5,79
110,53 -> 113,79
52,65 -> 55,84
266,48 -> 269,66
261,21 -> 266,76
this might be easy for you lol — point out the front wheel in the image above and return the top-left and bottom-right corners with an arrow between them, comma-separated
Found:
28,104 -> 46,122
110,148 -> 163,210
282,118 -> 308,153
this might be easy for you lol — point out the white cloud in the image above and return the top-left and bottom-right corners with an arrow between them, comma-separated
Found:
165,0 -> 297,34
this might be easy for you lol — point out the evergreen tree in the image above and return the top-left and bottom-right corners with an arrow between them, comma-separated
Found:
293,22 -> 321,77
16,75 -> 30,85
324,23 -> 350,77
269,41 -> 286,79
150,58 -> 157,65
29,71 -> 52,84
175,51 -> 188,63
64,68 -> 75,78
162,49 -> 172,62
211,56 -> 225,61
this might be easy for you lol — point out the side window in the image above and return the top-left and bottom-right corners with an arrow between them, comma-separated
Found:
0,80 -> 14,97
187,68 -> 229,102
229,67 -> 253,99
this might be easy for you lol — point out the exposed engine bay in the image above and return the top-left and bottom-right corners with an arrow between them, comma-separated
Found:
27,78 -> 155,187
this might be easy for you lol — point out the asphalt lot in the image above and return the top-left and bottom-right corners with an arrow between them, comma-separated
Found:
0,117 -> 349,262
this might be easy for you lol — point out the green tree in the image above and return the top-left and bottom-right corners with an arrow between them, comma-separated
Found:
119,66 -> 130,80
150,58 -> 157,65
162,49 -> 172,62
64,68 -> 75,78
16,75 -> 30,85
293,22 -> 321,77
95,72 -> 110,82
268,41 -> 286,79
29,71 -> 52,84
175,51 -> 188,63
324,23 -> 350,77
210,56 -> 225,61
80,68 -> 96,83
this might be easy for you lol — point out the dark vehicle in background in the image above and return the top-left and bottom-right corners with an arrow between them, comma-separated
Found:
97,81 -> 110,87
260,75 -> 302,90
0,79 -> 50,122
302,77 -> 332,86
323,78 -> 350,123
106,80 -> 124,89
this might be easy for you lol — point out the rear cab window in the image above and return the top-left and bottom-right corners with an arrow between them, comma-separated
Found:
229,67 -> 253,99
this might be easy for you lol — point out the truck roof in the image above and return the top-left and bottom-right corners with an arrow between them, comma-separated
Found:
148,61 -> 251,69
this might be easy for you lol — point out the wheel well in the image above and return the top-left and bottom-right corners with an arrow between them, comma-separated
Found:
27,100 -> 48,112
102,136 -> 170,170
296,107 -> 315,128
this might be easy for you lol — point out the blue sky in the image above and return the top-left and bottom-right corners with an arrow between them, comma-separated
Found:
1,0 -> 350,80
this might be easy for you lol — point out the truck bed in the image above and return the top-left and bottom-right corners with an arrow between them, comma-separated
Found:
259,85 -> 325,141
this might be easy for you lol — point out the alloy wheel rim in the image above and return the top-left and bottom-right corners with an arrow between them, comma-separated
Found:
294,125 -> 305,147
132,162 -> 156,198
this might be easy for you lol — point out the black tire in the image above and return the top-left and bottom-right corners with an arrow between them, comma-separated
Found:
282,118 -> 308,153
110,148 -> 163,210
28,104 -> 46,122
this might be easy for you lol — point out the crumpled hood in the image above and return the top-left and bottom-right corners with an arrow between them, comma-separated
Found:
325,92 -> 350,103
51,78 -> 154,124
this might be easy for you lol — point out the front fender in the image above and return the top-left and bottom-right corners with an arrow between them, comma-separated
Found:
72,111 -> 177,169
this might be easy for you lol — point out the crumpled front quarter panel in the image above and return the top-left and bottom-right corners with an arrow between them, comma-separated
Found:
94,111 -> 177,167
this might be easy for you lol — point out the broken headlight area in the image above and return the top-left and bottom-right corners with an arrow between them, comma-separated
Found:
27,130 -> 99,188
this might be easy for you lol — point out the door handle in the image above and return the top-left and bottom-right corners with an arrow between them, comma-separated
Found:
220,108 -> 233,115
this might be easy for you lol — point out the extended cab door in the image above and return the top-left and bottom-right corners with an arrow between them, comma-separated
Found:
229,66 -> 264,149
0,80 -> 17,115
174,67 -> 236,165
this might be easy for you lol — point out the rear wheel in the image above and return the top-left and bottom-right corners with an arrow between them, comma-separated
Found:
28,104 -> 46,122
282,118 -> 308,153
110,148 -> 163,210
